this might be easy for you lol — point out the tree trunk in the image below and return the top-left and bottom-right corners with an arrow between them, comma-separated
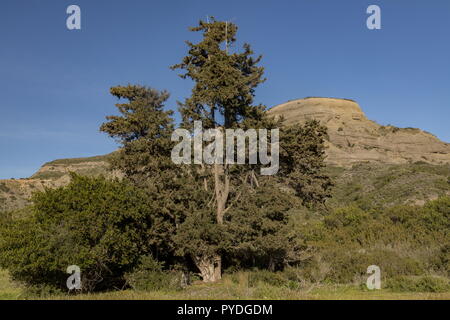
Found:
196,125 -> 228,283
193,254 -> 222,282
268,256 -> 275,272
214,163 -> 229,224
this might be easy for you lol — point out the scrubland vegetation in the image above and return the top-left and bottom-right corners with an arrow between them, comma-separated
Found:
0,18 -> 448,300
0,179 -> 448,299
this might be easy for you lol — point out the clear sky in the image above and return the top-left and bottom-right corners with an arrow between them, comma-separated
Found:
1,0 -> 449,179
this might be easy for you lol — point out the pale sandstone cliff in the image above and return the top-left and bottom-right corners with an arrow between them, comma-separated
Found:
268,97 -> 450,166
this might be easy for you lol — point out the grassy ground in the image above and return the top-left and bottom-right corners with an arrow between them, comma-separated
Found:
1,270 -> 448,300
53,285 -> 450,300
0,269 -> 22,300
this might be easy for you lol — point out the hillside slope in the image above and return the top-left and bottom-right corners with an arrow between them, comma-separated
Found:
268,97 -> 450,167
0,155 -> 111,212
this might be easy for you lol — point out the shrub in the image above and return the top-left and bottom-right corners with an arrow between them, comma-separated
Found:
20,284 -> 64,299
386,276 -> 450,292
281,267 -> 314,289
291,197 -> 449,285
248,270 -> 289,288
321,249 -> 424,284
125,255 -> 183,291
431,245 -> 449,276
0,174 -> 161,292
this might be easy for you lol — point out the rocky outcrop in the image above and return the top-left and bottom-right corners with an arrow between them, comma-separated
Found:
0,155 -> 110,212
268,97 -> 450,167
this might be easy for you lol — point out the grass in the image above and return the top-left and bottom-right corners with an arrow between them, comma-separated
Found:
47,287 -> 450,300
303,97 -> 357,103
44,154 -> 112,166
0,269 -> 21,300
31,171 -> 66,180
0,270 -> 448,300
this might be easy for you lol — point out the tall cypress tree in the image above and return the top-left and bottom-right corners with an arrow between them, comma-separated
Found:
172,18 -> 332,281
172,18 -> 280,281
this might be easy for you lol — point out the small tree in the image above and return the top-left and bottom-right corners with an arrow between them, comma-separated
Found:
0,174 -> 158,292
100,85 -> 181,261
100,85 -> 175,188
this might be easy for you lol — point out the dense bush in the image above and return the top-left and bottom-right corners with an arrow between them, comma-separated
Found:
325,163 -> 450,209
386,276 -> 449,292
290,196 -> 450,284
1,174 -> 448,294
433,245 -> 449,276
224,182 -> 300,271
125,255 -> 184,291
0,174 -> 161,292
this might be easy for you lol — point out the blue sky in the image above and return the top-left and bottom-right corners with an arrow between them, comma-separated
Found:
0,0 -> 449,179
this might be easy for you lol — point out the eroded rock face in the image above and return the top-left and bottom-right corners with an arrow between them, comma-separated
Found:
268,97 -> 450,167
0,156 -> 111,212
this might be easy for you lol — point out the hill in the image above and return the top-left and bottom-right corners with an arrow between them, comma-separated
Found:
0,154 -> 111,212
1,98 -> 449,212
268,97 -> 450,167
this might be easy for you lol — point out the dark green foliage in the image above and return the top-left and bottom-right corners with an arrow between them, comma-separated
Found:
171,17 -> 266,129
326,162 -> 450,209
125,255 -> 183,291
224,181 -> 299,271
173,207 -> 226,259
386,276 -> 449,292
279,120 -> 333,207
290,196 -> 450,284
100,85 -> 180,263
100,85 -> 175,188
0,174 -> 159,292
168,18 -> 332,281
433,245 -> 449,276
